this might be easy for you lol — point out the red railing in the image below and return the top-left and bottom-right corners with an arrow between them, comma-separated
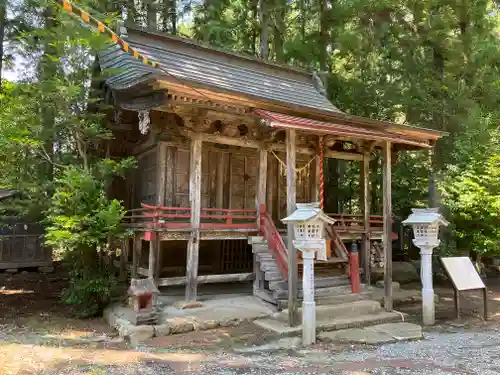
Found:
327,213 -> 385,231
259,204 -> 288,280
124,203 -> 259,231
325,225 -> 349,260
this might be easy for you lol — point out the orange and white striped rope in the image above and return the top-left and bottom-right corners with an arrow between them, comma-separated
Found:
55,0 -> 160,69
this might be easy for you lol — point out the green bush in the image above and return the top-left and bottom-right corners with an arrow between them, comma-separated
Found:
45,159 -> 134,317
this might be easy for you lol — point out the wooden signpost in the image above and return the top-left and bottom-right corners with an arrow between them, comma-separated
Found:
440,257 -> 488,321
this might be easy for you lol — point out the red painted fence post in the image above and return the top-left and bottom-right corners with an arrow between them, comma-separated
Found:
350,241 -> 361,293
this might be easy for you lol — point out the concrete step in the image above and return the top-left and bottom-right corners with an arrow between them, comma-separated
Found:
276,291 -> 372,310
269,276 -> 350,291
248,236 -> 266,245
257,253 -> 275,262
276,300 -> 383,322
264,271 -> 284,281
273,284 -> 362,300
254,309 -> 406,336
252,244 -> 270,254
260,264 -> 279,272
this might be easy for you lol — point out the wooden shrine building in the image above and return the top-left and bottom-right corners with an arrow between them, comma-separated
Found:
99,25 -> 445,317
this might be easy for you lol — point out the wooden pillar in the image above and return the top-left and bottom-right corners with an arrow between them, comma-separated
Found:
148,238 -> 157,279
361,148 -> 371,285
383,141 -> 393,311
286,129 -> 299,326
257,149 -> 268,208
186,133 -> 202,301
131,234 -> 140,278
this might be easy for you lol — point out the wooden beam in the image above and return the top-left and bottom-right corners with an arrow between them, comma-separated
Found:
181,129 -> 364,161
286,129 -> 299,327
383,141 -> 393,311
257,149 -> 268,208
361,148 -> 371,285
323,149 -> 363,161
186,133 -> 203,301
158,272 -> 253,287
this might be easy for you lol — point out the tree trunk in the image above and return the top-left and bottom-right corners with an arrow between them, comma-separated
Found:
162,0 -> 176,34
251,0 -> 258,55
318,0 -> 328,71
272,1 -> 285,63
147,0 -> 158,29
0,0 -> 6,89
259,0 -> 269,59
40,5 -> 58,181
126,0 -> 137,24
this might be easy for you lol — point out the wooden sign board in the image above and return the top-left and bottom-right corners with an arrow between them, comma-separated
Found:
440,257 -> 485,291
440,256 -> 488,320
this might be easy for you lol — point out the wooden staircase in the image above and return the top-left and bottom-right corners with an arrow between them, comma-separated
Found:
249,236 -> 369,308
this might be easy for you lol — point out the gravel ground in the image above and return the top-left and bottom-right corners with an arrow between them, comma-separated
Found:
8,326 -> 496,375
3,270 -> 500,375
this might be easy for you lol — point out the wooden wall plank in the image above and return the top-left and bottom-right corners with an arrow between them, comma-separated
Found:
156,142 -> 167,206
165,146 -> 175,206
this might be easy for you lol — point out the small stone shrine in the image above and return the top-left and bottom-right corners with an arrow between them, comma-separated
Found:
128,278 -> 159,325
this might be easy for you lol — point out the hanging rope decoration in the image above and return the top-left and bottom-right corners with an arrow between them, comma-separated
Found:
319,136 -> 325,209
56,0 -> 160,69
270,150 -> 317,184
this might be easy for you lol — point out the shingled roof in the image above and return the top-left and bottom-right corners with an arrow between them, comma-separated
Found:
98,26 -> 340,115
98,26 -> 446,148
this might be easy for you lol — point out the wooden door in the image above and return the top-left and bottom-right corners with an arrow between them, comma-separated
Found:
229,151 -> 258,210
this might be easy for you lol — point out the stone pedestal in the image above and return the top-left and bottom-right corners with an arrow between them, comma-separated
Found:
301,250 -> 316,345
419,245 -> 435,325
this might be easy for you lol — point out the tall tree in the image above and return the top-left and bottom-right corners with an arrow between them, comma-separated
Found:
0,0 -> 6,89
259,0 -> 269,58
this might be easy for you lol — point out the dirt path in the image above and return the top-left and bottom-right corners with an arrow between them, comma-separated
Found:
1,270 -> 500,374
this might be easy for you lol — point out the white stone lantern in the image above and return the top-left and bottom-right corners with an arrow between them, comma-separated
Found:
282,203 -> 335,345
403,208 -> 449,326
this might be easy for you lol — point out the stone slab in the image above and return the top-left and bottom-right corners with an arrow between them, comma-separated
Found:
375,281 -> 400,291
253,318 -> 301,336
319,328 -> 395,345
173,300 -> 204,310
235,337 -> 302,353
369,322 -> 423,341
318,322 -> 422,345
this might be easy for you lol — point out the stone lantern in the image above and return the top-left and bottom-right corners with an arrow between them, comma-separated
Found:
402,208 -> 449,325
282,203 -> 335,345
128,278 -> 160,325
